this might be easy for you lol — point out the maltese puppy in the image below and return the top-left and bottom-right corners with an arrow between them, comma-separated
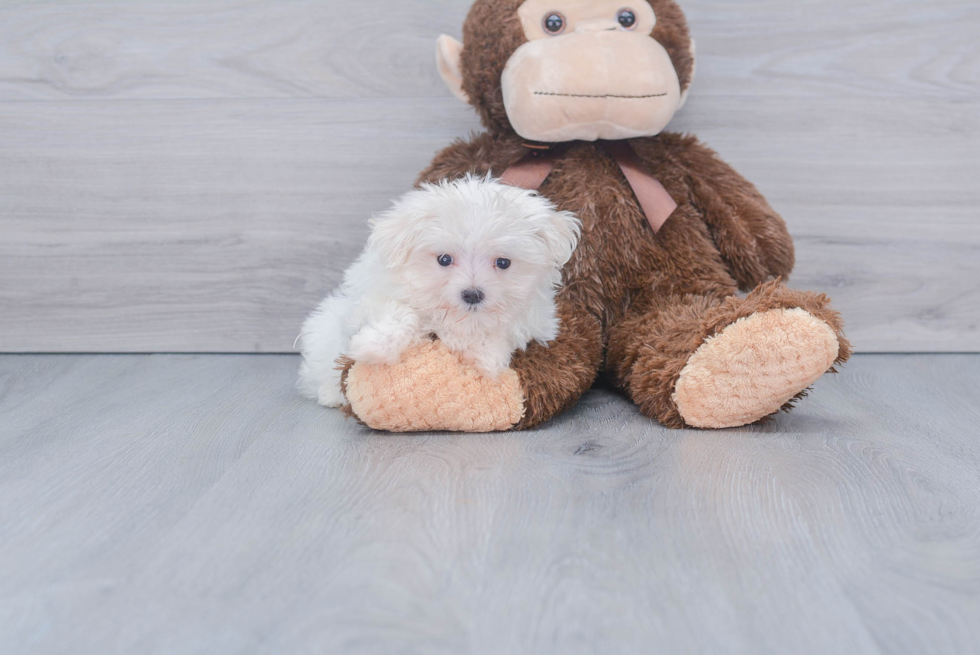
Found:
298,176 -> 580,407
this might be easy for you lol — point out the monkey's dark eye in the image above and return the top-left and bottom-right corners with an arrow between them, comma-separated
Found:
496,258 -> 512,270
437,254 -> 454,267
543,12 -> 565,35
617,9 -> 637,29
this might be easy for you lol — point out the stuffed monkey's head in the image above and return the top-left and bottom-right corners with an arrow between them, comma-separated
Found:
437,0 -> 696,142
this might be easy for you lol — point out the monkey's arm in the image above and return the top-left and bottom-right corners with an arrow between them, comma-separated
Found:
640,135 -> 796,292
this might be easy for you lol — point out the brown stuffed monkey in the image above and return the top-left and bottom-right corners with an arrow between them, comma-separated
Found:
341,0 -> 851,432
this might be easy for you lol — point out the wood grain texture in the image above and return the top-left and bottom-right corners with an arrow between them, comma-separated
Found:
0,0 -> 978,353
0,0 -> 975,101
0,98 -> 472,353
1,354 -> 978,654
1,96 -> 976,353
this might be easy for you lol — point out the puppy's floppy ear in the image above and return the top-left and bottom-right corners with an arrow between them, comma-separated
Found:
368,193 -> 429,267
535,207 -> 581,269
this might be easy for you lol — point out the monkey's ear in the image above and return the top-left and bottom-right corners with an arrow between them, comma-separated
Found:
436,35 -> 469,104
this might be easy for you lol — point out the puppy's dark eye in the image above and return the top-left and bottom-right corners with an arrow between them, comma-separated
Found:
617,9 -> 637,29
543,12 -> 565,35
437,254 -> 454,267
496,258 -> 512,270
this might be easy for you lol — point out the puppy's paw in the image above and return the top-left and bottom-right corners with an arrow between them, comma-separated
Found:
470,355 -> 513,379
317,382 -> 346,408
348,326 -> 404,365
464,343 -> 514,379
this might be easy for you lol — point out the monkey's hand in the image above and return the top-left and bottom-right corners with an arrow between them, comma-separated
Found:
342,340 -> 525,433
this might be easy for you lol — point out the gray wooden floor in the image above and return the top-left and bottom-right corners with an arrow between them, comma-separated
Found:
1,354 -> 978,654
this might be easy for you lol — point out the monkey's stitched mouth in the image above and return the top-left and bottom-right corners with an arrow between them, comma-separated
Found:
534,91 -> 667,99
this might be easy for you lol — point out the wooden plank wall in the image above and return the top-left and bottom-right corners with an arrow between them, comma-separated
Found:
0,0 -> 977,353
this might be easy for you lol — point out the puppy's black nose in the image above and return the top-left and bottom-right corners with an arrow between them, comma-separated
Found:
461,289 -> 485,305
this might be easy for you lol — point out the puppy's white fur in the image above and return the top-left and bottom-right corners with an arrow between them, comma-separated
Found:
298,176 -> 580,407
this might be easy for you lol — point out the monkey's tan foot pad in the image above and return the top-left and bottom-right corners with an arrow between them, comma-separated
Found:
345,341 -> 525,433
673,308 -> 840,429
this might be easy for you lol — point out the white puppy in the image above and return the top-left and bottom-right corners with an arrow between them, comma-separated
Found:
298,176 -> 581,407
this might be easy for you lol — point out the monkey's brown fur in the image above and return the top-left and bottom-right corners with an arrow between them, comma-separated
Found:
345,0 -> 850,430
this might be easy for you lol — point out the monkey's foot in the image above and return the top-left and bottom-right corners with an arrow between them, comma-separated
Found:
344,341 -> 525,433
672,308 -> 840,429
